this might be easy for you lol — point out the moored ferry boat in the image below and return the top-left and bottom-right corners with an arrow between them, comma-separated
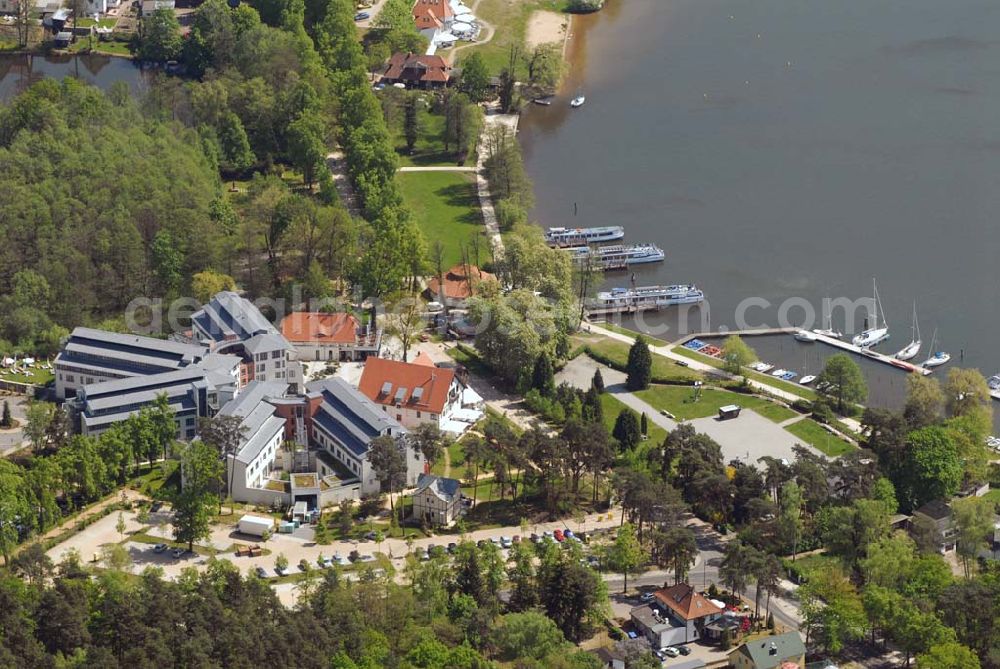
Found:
589,284 -> 704,312
565,243 -> 665,269
545,225 -> 625,247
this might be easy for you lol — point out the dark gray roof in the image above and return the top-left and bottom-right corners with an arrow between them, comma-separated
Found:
306,378 -> 403,457
415,473 -> 461,501
671,660 -> 706,669
57,327 -> 208,376
219,380 -> 288,420
191,291 -> 280,345
630,604 -> 674,632
915,499 -> 952,521
731,632 -> 806,669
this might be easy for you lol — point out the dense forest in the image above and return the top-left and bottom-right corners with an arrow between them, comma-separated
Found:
0,0 -> 430,354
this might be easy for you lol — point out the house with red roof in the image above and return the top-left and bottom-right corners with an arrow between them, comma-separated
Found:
382,52 -> 452,89
358,356 -> 481,433
426,263 -> 497,308
412,0 -> 454,32
630,583 -> 723,648
279,312 -> 382,363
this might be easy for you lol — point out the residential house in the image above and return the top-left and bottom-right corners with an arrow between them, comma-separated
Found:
728,632 -> 806,669
358,356 -> 481,433
631,583 -> 723,648
54,327 -> 211,400
279,311 -> 381,362
425,263 -> 497,309
910,499 -> 957,553
190,291 -> 303,390
411,473 -> 462,526
382,52 -> 452,89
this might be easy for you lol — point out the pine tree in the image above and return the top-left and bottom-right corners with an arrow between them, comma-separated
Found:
532,352 -> 556,397
625,336 -> 652,391
612,409 -> 641,450
591,368 -> 605,394
0,401 -> 11,428
640,412 -> 648,437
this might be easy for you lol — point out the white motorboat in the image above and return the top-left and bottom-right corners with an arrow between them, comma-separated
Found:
894,302 -> 921,361
800,375 -> 817,385
794,330 -> 817,342
923,352 -> 951,368
851,279 -> 890,348
770,368 -> 788,377
750,362 -> 773,373
545,225 -> 625,248
570,96 -> 586,108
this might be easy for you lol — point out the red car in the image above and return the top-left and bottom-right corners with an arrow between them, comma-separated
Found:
554,529 -> 565,542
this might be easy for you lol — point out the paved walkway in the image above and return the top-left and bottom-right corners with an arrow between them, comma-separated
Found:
474,110 -> 519,259
325,151 -> 362,218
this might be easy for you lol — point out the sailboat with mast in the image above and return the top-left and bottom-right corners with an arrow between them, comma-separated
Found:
894,302 -> 921,361
921,328 -> 951,368
851,279 -> 890,348
813,301 -> 842,339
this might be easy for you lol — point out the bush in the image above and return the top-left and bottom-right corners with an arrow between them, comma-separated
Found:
791,399 -> 813,414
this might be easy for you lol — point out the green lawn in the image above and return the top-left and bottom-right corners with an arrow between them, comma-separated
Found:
752,403 -> 800,424
671,345 -> 817,401
600,393 -> 667,445
431,439 -> 467,477
459,0 -> 569,74
790,553 -> 844,582
397,171 -> 483,268
597,322 -> 669,347
634,384 -> 773,421
395,113 -> 463,167
574,335 -> 702,384
0,367 -> 54,386
785,418 -> 855,457
982,489 -> 1000,509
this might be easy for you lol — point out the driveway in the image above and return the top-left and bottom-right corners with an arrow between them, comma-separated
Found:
688,410 -> 812,465
0,395 -> 27,456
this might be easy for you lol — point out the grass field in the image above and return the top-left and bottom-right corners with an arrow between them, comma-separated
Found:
785,418 -> 855,457
0,367 -> 54,386
791,553 -> 844,582
574,335 -> 703,384
460,0 -> 569,75
431,439 -> 468,476
635,384 -> 771,421
671,345 -> 818,401
752,403 -> 800,424
596,322 -> 670,347
600,393 -> 667,445
395,113 -> 461,167
397,171 -> 484,268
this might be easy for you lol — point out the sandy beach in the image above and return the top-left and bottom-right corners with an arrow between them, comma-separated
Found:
525,9 -> 569,50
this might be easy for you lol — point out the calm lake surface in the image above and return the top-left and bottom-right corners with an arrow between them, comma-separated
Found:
0,54 -> 147,100
521,0 -> 1000,425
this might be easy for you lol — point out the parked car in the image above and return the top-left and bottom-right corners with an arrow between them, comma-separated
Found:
447,542 -> 457,554
171,548 -> 185,559
153,543 -> 167,553
512,535 -> 521,543
653,649 -> 667,661
255,566 -> 269,578
356,554 -> 376,563
662,647 -> 680,658
298,559 -> 311,572
563,529 -> 575,539
530,533 -> 540,543
677,645 -> 691,656
499,536 -> 512,548
150,502 -> 163,512
354,11 -> 369,20
553,529 -> 564,542
275,565 -> 287,577
417,548 -> 430,561
640,592 -> 655,602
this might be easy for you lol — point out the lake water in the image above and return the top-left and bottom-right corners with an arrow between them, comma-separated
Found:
0,53 -> 148,100
520,0 -> 1000,425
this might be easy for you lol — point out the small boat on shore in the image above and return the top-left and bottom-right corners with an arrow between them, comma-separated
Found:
988,375 -> 1000,401
532,98 -> 553,106
750,362 -> 773,373
794,330 -> 817,342
545,225 -> 624,248
800,375 -> 817,385
570,96 -> 586,108
770,368 -> 788,377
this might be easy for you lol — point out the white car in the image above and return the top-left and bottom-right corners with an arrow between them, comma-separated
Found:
662,646 -> 680,658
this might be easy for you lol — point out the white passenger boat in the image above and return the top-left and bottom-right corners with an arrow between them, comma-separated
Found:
894,303 -> 921,361
794,330 -> 817,342
852,279 -> 890,348
544,225 -> 625,248
800,375 -> 817,385
590,285 -> 704,311
565,244 -> 665,270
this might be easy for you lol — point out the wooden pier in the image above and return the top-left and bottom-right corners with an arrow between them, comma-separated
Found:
676,328 -> 933,376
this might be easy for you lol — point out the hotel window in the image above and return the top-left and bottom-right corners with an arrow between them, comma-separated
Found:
272,351 -> 281,359
416,411 -> 421,418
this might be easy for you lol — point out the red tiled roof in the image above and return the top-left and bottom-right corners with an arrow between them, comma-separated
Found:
654,583 -> 723,621
426,264 -> 497,301
280,312 -> 360,344
412,351 -> 436,367
412,0 -> 453,30
358,357 -> 456,414
384,52 -> 452,84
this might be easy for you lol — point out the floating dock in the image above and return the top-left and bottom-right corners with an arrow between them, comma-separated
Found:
675,328 -> 934,376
